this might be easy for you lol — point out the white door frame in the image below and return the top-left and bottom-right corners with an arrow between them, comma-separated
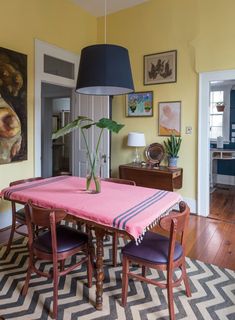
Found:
35,39 -> 79,176
198,69 -> 235,216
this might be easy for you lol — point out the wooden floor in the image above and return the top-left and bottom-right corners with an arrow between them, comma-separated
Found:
1,215 -> 235,271
209,184 -> 235,223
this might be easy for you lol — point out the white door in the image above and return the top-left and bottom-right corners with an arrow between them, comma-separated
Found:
72,93 -> 110,178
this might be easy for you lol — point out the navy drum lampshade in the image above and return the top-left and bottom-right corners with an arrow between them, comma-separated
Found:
76,44 -> 134,96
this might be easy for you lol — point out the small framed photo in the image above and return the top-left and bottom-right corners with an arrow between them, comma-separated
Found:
144,50 -> 177,85
158,101 -> 181,136
126,91 -> 153,117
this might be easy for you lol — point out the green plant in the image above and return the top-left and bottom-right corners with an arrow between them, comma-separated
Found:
163,135 -> 182,158
52,116 -> 124,192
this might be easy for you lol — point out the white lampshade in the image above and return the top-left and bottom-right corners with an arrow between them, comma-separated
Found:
127,132 -> 146,147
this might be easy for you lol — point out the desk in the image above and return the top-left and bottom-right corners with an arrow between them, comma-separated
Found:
119,163 -> 183,191
2,176 -> 181,310
210,148 -> 235,187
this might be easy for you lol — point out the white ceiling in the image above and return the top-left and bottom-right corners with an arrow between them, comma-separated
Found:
73,0 -> 149,17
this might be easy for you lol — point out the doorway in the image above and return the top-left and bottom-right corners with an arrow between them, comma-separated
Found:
198,69 -> 235,222
209,80 -> 235,223
41,83 -> 72,177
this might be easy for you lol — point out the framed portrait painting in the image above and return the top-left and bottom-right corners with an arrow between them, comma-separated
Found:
144,50 -> 177,85
126,91 -> 153,117
158,101 -> 181,136
0,47 -> 27,164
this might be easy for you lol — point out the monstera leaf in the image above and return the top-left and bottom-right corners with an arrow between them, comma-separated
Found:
52,116 -> 92,140
95,118 -> 124,133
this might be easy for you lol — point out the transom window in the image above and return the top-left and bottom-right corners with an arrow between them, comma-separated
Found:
209,90 -> 224,140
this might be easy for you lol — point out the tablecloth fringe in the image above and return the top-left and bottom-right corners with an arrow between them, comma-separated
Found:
135,201 -> 179,245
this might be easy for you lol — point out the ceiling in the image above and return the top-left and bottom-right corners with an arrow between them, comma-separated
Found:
73,0 -> 149,17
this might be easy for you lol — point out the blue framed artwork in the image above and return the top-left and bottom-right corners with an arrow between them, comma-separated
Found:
126,91 -> 153,117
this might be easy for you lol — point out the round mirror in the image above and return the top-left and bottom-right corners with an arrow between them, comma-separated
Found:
145,143 -> 165,165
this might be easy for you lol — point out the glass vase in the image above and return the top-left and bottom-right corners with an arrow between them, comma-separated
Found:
86,152 -> 101,193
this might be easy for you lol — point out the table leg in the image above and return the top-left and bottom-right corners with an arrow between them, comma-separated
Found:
94,227 -> 106,310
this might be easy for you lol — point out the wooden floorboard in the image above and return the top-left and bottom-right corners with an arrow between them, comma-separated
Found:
209,184 -> 235,223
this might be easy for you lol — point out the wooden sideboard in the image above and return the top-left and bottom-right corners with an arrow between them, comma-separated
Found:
119,163 -> 183,191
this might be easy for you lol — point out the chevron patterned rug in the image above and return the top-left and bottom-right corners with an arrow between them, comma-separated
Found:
0,237 -> 234,320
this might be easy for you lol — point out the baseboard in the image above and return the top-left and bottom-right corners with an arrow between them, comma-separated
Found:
216,174 -> 235,185
183,196 -> 197,214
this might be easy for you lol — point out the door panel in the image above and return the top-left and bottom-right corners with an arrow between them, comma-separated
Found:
72,93 -> 110,178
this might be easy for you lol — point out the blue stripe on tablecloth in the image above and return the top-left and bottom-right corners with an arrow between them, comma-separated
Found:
3,176 -> 70,200
113,190 -> 168,229
121,191 -> 168,230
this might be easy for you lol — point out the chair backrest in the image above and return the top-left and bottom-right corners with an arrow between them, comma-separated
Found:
25,200 -> 67,252
10,177 -> 45,216
159,201 -> 190,258
25,200 -> 67,228
102,178 -> 136,186
9,177 -> 44,187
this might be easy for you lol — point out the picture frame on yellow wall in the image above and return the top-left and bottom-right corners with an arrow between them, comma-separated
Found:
158,101 -> 181,136
144,50 -> 177,85
126,91 -> 153,117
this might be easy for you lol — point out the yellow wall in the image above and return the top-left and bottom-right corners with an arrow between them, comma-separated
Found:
98,0 -> 235,201
0,0 -> 97,191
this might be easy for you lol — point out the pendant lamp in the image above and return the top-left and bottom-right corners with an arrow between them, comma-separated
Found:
76,1 -> 134,96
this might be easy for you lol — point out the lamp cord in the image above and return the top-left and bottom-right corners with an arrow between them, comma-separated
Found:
104,0 -> 107,44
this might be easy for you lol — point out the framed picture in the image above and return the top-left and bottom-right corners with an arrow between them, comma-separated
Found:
158,101 -> 181,136
144,50 -> 177,85
0,47 -> 27,164
126,91 -> 153,117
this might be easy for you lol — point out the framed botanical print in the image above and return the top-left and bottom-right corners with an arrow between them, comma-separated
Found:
144,50 -> 177,85
158,101 -> 181,136
126,91 -> 153,117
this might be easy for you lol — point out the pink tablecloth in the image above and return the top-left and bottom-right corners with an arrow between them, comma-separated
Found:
2,176 -> 182,243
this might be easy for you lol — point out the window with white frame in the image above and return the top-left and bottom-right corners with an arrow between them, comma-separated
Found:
209,90 -> 224,140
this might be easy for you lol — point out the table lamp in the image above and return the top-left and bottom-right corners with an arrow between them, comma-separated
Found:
127,132 -> 146,163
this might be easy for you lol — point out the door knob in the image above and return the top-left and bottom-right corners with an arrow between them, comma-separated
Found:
102,154 -> 107,163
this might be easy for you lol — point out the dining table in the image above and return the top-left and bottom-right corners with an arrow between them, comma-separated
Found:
2,175 -> 182,310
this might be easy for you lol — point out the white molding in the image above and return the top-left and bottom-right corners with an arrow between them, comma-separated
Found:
198,69 -> 235,217
34,39 -> 79,176
183,197 -> 197,215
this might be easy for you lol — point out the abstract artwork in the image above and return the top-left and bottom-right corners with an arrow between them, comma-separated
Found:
144,50 -> 177,85
158,101 -> 181,136
126,91 -> 153,117
0,47 -> 27,164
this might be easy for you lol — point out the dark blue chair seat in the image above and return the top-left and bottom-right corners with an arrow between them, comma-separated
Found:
122,231 -> 183,264
34,225 -> 89,253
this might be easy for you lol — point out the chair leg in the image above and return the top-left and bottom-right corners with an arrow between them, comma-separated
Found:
22,262 -> 32,296
52,262 -> 59,320
142,266 -> 147,277
60,260 -> 65,272
4,215 -> 17,257
167,268 -> 175,320
121,256 -> 129,307
112,231 -> 118,267
181,259 -> 191,297
87,255 -> 93,288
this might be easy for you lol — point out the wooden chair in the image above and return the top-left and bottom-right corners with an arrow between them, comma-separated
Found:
102,178 -> 136,267
22,200 -> 92,319
121,201 -> 191,320
4,177 -> 44,257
